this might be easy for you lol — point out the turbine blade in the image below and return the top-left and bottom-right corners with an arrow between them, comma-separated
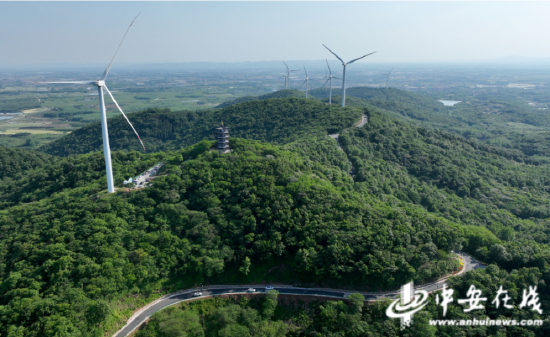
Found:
283,61 -> 289,71
322,44 -> 345,65
389,67 -> 394,75
300,80 -> 306,89
103,84 -> 146,151
303,65 -> 308,77
40,81 -> 96,84
347,51 -> 377,64
101,12 -> 141,81
326,59 -> 332,75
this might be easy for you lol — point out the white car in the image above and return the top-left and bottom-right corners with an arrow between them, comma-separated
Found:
265,286 -> 274,290
246,288 -> 256,293
192,292 -> 202,297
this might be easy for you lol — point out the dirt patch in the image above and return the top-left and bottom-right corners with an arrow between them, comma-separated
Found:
21,107 -> 51,114
0,129 -> 64,134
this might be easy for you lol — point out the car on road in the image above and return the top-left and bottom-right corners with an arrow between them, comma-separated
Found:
246,288 -> 255,293
265,286 -> 273,290
193,292 -> 202,297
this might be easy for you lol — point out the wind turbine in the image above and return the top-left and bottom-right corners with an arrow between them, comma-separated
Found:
279,74 -> 288,89
283,62 -> 290,89
41,14 -> 145,194
384,68 -> 394,89
322,60 -> 340,105
283,61 -> 299,89
322,44 -> 376,107
300,65 -> 311,98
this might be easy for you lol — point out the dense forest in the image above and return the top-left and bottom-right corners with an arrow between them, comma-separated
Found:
0,138 -> 475,336
1,136 -> 549,336
1,88 -> 550,336
39,98 -> 362,157
310,87 -> 550,159
216,89 -> 307,109
0,150 -> 166,209
0,146 -> 55,180
309,87 -> 442,110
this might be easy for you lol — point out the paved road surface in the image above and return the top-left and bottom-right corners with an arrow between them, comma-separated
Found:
113,252 -> 484,337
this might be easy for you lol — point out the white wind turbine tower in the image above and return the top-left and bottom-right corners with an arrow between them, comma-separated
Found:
279,74 -> 288,90
322,44 -> 376,107
300,65 -> 311,98
283,61 -> 299,89
384,68 -> 394,89
283,62 -> 290,89
322,59 -> 340,105
41,14 -> 145,194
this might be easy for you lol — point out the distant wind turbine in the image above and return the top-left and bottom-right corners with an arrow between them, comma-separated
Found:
322,44 -> 376,107
40,13 -> 144,193
322,60 -> 340,105
384,68 -> 394,89
279,74 -> 288,89
283,61 -> 299,89
300,65 -> 310,98
283,62 -> 290,89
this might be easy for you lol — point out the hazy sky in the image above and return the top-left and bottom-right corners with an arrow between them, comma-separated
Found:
2,1 -> 550,66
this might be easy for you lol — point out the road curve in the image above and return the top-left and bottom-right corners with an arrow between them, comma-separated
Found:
113,252 -> 484,337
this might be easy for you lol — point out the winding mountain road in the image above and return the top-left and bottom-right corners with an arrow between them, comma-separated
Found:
113,251 -> 484,337
114,115 -> 486,336
327,114 -> 368,148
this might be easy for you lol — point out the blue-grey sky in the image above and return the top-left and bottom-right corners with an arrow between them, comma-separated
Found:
2,1 -> 550,66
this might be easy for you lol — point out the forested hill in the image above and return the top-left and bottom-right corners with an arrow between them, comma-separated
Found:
2,128 -> 550,335
342,109 -> 550,234
0,149 -> 167,209
218,87 -> 456,136
312,87 -> 456,127
215,89 -> 307,108
310,86 -> 550,158
0,145 -> 55,180
310,86 -> 441,109
0,138 -> 473,336
39,98 -> 362,157
4,89 -> 550,336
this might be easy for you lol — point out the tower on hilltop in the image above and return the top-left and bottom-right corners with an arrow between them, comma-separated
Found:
216,121 -> 230,154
